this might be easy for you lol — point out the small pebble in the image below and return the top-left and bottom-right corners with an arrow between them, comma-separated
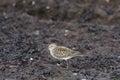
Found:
56,63 -> 60,66
64,29 -> 70,37
12,3 -> 16,7
34,30 -> 40,35
118,56 -> 120,58
32,0 -> 35,5
73,72 -> 78,75
3,12 -> 8,19
65,29 -> 69,33
72,47 -> 76,50
46,6 -> 50,9
105,0 -> 110,3
30,58 -> 34,61
64,33 -> 68,36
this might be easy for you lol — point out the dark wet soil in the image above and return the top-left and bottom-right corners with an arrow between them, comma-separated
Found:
0,0 -> 120,80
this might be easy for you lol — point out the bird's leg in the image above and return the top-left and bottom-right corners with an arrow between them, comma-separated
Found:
65,60 -> 69,69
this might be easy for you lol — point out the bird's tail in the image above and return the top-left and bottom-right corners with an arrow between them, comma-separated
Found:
73,51 -> 85,57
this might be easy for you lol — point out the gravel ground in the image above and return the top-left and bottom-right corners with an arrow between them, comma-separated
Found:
0,0 -> 120,80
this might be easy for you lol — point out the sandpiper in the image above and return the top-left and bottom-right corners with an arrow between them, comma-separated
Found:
48,43 -> 84,68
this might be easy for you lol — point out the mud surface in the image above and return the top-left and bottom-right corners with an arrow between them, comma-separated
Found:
0,0 -> 120,80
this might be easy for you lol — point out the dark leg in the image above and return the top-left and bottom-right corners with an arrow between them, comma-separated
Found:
66,60 -> 69,69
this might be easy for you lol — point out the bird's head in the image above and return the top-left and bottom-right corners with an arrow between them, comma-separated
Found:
48,43 -> 57,50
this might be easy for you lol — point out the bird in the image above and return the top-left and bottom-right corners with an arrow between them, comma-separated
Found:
48,43 -> 84,60
48,43 -> 84,68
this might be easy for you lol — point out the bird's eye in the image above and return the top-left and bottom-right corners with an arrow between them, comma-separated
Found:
50,45 -> 54,48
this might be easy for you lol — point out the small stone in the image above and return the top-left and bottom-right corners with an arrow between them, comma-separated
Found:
30,58 -> 33,61
34,30 -> 40,35
73,72 -> 78,75
46,6 -> 50,9
64,29 -> 69,37
65,29 -> 69,33
56,63 -> 60,66
118,56 -> 120,58
64,33 -> 68,36
32,0 -> 35,5
72,47 -> 76,50
105,0 -> 110,3
3,12 -> 8,19
12,3 -> 16,7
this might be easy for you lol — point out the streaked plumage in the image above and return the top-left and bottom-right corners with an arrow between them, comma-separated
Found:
48,43 -> 84,60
